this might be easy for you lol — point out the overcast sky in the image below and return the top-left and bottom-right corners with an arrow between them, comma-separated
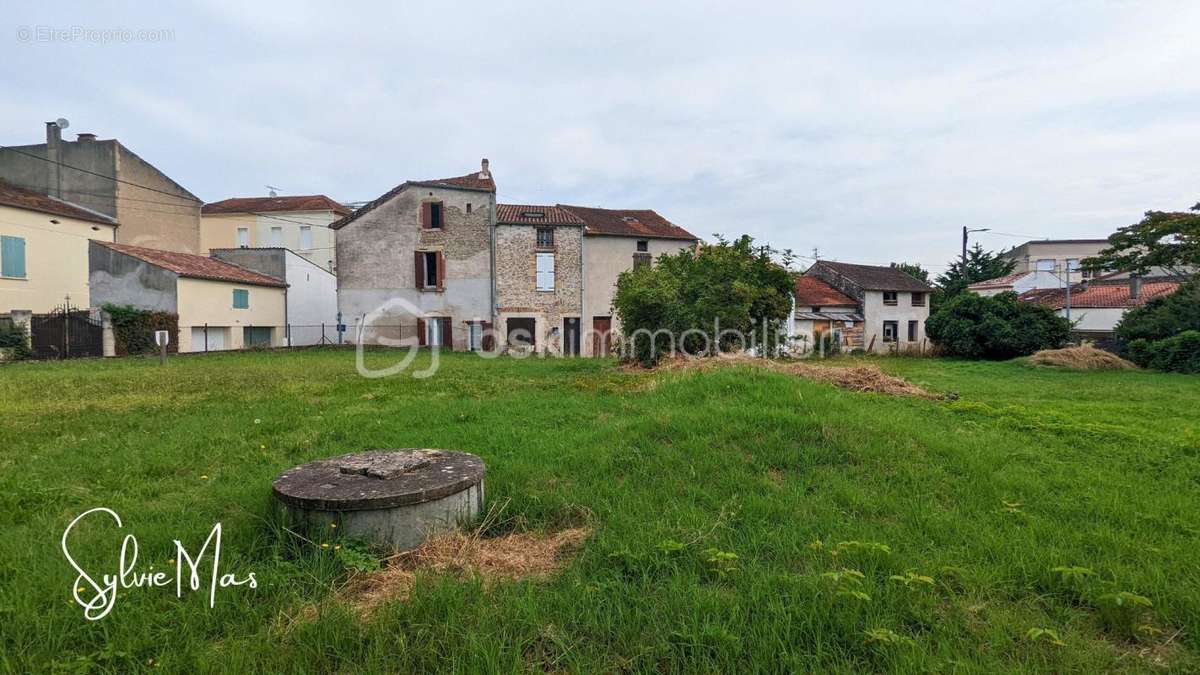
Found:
4,1 -> 1199,271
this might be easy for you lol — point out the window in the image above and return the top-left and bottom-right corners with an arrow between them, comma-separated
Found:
416,251 -> 440,289
633,252 -> 652,269
468,322 -> 483,351
420,201 -> 444,229
232,289 -> 249,309
908,320 -> 918,341
911,292 -> 925,307
466,203 -> 472,214
1,235 -> 26,278
536,252 -> 555,291
236,228 -> 250,248
536,227 -> 554,248
506,317 -> 536,348
636,240 -> 649,252
1036,258 -> 1055,271
883,291 -> 898,306
299,226 -> 312,249
882,320 -> 898,342
269,227 -> 283,246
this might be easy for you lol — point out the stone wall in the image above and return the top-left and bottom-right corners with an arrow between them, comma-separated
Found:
494,224 -> 582,354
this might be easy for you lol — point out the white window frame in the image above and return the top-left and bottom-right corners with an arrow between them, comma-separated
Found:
299,226 -> 312,249
1035,258 -> 1055,271
426,317 -> 443,347
536,252 -> 555,291
269,226 -> 283,247
236,227 -> 250,248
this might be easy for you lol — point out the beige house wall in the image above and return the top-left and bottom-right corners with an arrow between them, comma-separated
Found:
1002,241 -> 1109,281
862,290 -> 930,353
582,235 -> 696,356
495,224 -> 583,354
175,277 -> 285,352
113,146 -> 202,254
0,204 -> 116,312
201,211 -> 340,272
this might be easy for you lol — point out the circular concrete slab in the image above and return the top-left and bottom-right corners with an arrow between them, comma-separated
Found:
273,449 -> 486,551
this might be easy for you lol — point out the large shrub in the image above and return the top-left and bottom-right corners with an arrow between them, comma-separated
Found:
103,304 -> 179,356
925,291 -> 1070,359
1114,277 -> 1199,344
0,319 -> 33,360
612,236 -> 794,366
1127,331 -> 1200,373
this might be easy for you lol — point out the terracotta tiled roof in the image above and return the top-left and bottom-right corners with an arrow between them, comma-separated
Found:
203,195 -> 350,216
809,261 -> 932,292
557,205 -> 698,240
1020,279 -> 1181,309
330,162 -> 495,231
93,241 -> 287,287
794,276 -> 857,306
496,204 -> 584,226
0,179 -> 117,226
967,272 -> 1028,290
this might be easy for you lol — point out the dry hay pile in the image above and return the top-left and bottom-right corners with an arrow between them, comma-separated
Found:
339,527 -> 590,616
632,353 -> 935,398
1029,346 -> 1136,370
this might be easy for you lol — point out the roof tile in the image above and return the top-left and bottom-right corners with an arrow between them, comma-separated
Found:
93,241 -> 287,287
557,204 -> 697,240
203,195 -> 350,216
794,276 -> 858,306
0,179 -> 116,226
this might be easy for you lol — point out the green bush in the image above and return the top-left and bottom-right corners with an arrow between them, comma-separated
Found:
0,319 -> 33,360
1114,277 -> 1198,345
102,304 -> 179,356
925,292 -> 1070,359
1127,331 -> 1200,373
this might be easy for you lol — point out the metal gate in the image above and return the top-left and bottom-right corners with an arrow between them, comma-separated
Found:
30,307 -> 104,359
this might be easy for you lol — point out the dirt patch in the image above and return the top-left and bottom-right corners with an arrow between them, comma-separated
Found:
1029,346 -> 1137,370
632,353 -> 937,398
340,527 -> 591,617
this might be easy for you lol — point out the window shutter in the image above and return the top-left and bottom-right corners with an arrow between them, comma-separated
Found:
417,318 -> 426,346
414,251 -> 424,289
1,236 -> 26,278
437,251 -> 445,289
441,316 -> 453,349
420,202 -> 431,229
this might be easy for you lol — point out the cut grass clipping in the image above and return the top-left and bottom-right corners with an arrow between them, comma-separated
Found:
1028,346 -> 1137,370
644,353 -> 937,398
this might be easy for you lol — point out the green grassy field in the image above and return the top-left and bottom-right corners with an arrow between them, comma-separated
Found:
1,349 -> 1198,673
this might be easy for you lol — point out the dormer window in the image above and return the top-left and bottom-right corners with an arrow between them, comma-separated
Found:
522,211 -> 546,219
622,216 -> 639,224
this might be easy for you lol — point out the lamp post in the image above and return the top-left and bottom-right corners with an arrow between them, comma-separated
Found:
961,227 -> 990,265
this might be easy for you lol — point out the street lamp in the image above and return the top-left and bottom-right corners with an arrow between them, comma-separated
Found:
962,227 -> 990,264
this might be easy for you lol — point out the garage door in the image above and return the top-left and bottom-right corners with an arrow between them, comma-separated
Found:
191,326 -> 227,351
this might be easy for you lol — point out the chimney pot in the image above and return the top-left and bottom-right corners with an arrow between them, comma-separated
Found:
480,158 -> 490,178
77,133 -> 96,142
45,121 -> 62,145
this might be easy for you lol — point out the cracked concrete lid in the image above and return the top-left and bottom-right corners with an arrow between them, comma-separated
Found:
272,449 -> 485,511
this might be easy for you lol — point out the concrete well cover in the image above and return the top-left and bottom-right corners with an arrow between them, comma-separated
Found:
273,449 -> 485,512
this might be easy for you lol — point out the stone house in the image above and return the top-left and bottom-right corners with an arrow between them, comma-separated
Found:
88,240 -> 287,352
790,275 -> 863,353
560,205 -> 699,356
201,195 -> 349,273
332,160 -> 496,351
804,261 -> 932,353
494,204 -> 584,354
0,121 -> 203,253
0,179 -> 118,314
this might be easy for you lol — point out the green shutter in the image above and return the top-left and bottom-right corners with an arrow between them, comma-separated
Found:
1,236 -> 26,278
232,289 -> 249,309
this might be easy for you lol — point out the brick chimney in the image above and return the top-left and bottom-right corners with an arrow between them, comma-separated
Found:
76,133 -> 96,142
479,158 -> 490,179
1130,274 -> 1142,301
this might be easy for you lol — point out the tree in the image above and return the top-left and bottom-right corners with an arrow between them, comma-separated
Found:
925,291 -> 1070,360
934,244 -> 1017,299
612,235 -> 795,366
1114,277 -> 1199,345
893,262 -> 930,285
1083,206 -> 1200,278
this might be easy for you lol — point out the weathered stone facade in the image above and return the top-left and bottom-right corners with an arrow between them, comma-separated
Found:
494,223 -> 583,354
335,168 -> 496,351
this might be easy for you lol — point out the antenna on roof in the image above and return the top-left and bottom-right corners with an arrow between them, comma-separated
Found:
265,185 -> 280,198
812,247 -> 820,260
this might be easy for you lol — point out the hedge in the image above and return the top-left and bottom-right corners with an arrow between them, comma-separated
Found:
103,304 -> 179,356
1127,331 -> 1200,373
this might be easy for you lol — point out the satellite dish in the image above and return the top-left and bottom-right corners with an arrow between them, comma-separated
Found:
55,117 -> 69,130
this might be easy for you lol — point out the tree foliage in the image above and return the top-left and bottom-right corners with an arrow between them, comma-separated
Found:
934,244 -> 1017,300
612,235 -> 794,366
1114,277 -> 1200,345
103,304 -> 179,356
1083,206 -> 1200,277
1128,331 -> 1200,373
925,291 -> 1070,360
894,262 -> 931,285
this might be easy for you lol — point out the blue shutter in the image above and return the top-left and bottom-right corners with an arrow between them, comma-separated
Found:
1,236 -> 26,278
232,289 -> 249,309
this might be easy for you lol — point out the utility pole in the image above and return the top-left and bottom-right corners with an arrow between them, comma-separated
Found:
962,227 -> 990,266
